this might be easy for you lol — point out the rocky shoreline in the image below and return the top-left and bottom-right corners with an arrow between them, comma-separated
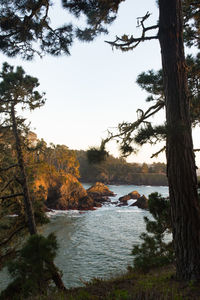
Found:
43,180 -> 149,211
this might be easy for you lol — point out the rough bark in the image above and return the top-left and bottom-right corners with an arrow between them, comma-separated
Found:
158,0 -> 200,280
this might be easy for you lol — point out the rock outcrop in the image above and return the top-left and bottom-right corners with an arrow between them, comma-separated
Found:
118,190 -> 148,209
128,191 -> 141,199
130,195 -> 148,209
46,175 -> 94,210
119,190 -> 141,204
118,194 -> 132,202
87,182 -> 115,204
34,172 -> 95,210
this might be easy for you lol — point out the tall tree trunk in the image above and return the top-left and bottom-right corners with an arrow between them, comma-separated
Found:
158,0 -> 200,280
11,104 -> 66,290
11,104 -> 37,235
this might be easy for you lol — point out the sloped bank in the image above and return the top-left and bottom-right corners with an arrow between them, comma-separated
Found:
28,264 -> 200,300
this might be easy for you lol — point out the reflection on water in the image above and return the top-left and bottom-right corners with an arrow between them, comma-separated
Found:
0,184 -> 169,291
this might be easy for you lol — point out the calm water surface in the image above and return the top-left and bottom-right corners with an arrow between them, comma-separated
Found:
0,184 -> 168,291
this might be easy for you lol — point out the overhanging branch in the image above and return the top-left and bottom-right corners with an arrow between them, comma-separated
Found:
151,146 -> 166,158
105,11 -> 158,51
100,100 -> 164,151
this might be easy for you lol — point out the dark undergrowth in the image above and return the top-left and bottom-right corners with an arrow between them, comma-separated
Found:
27,264 -> 200,300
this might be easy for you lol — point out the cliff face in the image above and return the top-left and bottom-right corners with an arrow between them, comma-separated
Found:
33,170 -> 95,210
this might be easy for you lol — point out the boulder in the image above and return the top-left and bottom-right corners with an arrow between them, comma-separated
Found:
130,195 -> 148,209
78,195 -> 95,210
128,190 -> 141,199
87,182 -> 115,203
87,182 -> 115,196
119,194 -> 132,202
119,190 -> 140,202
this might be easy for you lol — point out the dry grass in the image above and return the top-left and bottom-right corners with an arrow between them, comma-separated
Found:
29,265 -> 200,300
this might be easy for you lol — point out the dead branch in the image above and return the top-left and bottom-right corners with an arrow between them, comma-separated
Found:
0,193 -> 24,201
105,12 -> 158,50
0,164 -> 18,172
0,178 -> 14,194
151,146 -> 166,158
0,226 -> 25,247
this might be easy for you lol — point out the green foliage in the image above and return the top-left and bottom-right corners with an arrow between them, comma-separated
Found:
119,143 -> 134,157
132,192 -> 174,272
0,0 -> 124,59
0,0 -> 73,59
136,69 -> 164,97
87,147 -> 109,164
0,62 -> 45,111
43,144 -> 80,178
107,50 -> 200,157
134,124 -> 166,146
183,0 -> 200,49
0,0 -> 197,60
76,150 -> 167,185
0,62 -> 47,267
0,234 -> 60,299
62,0 -> 123,41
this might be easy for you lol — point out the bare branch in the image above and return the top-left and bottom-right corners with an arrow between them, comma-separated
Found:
0,226 -> 25,247
0,193 -> 24,201
151,146 -> 166,158
105,12 -> 158,51
0,178 -> 14,194
0,164 -> 18,173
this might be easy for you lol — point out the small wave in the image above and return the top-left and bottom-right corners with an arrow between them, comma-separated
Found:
97,205 -> 116,211
46,209 -> 80,217
116,208 -> 142,213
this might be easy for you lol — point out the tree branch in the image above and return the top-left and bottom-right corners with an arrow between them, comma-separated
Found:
105,12 -> 158,51
101,100 -> 164,150
151,146 -> 166,158
0,178 -> 14,194
0,226 -> 25,247
0,164 -> 18,173
0,193 -> 24,200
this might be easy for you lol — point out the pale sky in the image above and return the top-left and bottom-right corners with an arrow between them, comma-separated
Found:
1,0 -> 200,166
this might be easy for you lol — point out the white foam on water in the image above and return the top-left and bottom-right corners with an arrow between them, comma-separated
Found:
127,199 -> 137,206
46,209 -> 80,218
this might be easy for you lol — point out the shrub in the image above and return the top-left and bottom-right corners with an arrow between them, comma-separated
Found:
132,192 -> 174,272
0,234 -> 61,299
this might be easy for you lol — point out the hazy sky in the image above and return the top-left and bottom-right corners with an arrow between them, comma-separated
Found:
1,0 -> 200,166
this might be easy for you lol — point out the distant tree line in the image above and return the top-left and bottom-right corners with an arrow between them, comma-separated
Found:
75,150 -> 167,186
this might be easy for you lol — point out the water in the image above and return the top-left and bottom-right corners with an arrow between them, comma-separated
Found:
0,184 -> 168,291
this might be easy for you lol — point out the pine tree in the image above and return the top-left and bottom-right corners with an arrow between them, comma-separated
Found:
0,63 -> 66,291
0,0 -> 122,59
0,63 -> 45,234
132,193 -> 174,272
82,0 -> 200,280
